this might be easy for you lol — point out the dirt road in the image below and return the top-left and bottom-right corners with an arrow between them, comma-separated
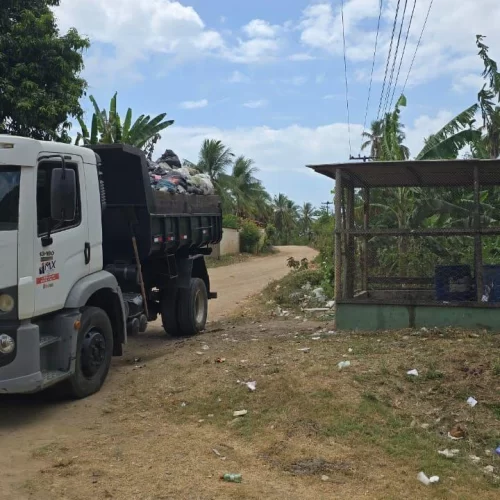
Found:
208,246 -> 317,321
0,246 -> 316,500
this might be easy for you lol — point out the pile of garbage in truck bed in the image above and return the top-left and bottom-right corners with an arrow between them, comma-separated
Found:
148,149 -> 215,195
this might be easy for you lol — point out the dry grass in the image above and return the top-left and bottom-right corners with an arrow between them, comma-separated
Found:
206,253 -> 253,268
19,320 -> 500,500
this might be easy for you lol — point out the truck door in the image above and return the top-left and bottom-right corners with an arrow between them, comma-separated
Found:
33,156 -> 90,317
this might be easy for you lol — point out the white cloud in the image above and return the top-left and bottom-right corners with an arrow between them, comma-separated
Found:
243,19 -> 279,39
180,99 -> 208,109
243,100 -> 268,109
288,53 -> 316,61
54,0 -> 224,81
156,122 -> 360,174
227,70 -> 250,83
287,76 -> 308,86
297,0 -> 500,86
452,73 -> 484,93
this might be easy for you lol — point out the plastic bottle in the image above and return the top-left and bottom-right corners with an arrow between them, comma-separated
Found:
221,473 -> 242,483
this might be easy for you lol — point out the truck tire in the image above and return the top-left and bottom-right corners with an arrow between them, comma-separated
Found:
177,278 -> 208,336
65,307 -> 114,399
161,289 -> 181,337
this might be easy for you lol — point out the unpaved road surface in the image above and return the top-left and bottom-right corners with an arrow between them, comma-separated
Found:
208,246 -> 317,321
0,246 -> 316,500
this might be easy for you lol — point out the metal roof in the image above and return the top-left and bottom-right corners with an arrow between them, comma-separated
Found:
307,159 -> 500,188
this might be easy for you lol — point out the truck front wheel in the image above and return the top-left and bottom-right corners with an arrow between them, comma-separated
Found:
65,307 -> 114,399
177,278 -> 208,336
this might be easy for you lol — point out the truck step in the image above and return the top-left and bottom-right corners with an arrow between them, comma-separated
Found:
40,335 -> 60,348
41,370 -> 69,388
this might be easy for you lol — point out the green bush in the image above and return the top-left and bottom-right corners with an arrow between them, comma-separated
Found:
223,214 -> 240,229
240,220 -> 261,254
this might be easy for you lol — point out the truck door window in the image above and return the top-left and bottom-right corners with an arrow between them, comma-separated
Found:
37,162 -> 81,236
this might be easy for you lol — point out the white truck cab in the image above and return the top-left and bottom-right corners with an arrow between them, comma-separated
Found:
0,136 -> 126,397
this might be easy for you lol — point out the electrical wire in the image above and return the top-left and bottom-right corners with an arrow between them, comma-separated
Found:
400,0 -> 435,97
382,0 -> 409,116
340,0 -> 352,157
377,0 -> 402,121
389,0 -> 417,110
360,0 -> 383,153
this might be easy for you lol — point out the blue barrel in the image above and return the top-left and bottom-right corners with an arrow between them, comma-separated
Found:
482,265 -> 500,302
435,265 -> 473,302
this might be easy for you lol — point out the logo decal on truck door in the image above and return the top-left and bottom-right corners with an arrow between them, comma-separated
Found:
37,251 -> 59,287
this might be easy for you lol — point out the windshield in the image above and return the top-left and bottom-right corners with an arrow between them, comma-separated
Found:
0,167 -> 21,231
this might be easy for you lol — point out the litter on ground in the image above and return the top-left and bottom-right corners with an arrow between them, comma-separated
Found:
417,472 -> 440,486
338,361 -> 351,370
467,396 -> 478,407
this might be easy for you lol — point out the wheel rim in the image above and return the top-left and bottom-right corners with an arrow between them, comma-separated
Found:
81,328 -> 107,378
194,289 -> 205,325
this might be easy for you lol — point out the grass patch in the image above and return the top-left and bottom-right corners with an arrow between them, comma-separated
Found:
206,253 -> 253,268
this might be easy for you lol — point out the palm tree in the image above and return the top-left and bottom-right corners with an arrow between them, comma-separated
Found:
300,202 -> 315,239
76,93 -> 174,156
226,155 -> 271,220
273,193 -> 299,244
189,139 -> 234,184
361,119 -> 384,159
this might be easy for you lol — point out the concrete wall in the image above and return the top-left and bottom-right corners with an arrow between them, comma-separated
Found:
210,227 -> 240,259
336,302 -> 500,332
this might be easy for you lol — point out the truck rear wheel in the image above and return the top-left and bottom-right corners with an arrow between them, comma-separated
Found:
177,278 -> 208,336
161,288 -> 181,337
65,307 -> 114,399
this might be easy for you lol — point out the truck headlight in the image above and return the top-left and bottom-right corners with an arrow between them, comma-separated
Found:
0,334 -> 15,354
0,294 -> 15,313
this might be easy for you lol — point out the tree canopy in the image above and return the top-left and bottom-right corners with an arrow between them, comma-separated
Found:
0,0 -> 89,142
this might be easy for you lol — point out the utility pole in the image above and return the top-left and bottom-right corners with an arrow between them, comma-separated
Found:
349,154 -> 375,162
322,201 -> 333,214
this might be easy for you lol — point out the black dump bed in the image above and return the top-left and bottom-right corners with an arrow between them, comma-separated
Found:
87,144 -> 222,266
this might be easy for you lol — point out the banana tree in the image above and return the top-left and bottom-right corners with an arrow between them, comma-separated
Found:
75,92 -> 174,156
416,104 -> 480,160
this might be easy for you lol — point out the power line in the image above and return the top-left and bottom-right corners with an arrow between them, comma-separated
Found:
382,0 -> 409,116
340,0 -> 352,157
377,0 -> 402,122
360,0 -> 383,153
389,0 -> 417,110
400,0 -> 435,98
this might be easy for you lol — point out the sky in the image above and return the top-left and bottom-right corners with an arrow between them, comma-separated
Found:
53,0 -> 500,208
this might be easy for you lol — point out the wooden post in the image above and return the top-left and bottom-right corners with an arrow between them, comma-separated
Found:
473,165 -> 483,302
362,187 -> 370,292
346,183 -> 355,298
334,170 -> 343,305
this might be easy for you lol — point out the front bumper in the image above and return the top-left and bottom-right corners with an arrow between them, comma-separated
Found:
0,322 -> 44,394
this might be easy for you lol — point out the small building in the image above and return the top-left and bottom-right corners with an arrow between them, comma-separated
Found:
308,159 -> 500,331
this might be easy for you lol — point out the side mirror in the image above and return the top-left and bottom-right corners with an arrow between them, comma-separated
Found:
50,168 -> 77,222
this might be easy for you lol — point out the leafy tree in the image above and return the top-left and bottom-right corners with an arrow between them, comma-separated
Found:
76,93 -> 174,157
0,0 -> 90,142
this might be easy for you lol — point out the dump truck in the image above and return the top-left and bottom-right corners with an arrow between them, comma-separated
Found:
0,137 -> 222,398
